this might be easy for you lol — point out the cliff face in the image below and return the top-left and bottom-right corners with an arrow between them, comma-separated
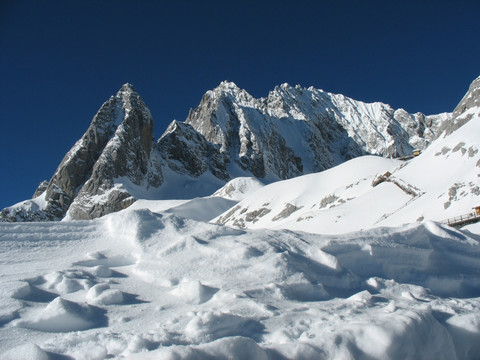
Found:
66,84 -> 163,220
440,76 -> 480,136
174,81 -> 449,181
1,84 -> 162,221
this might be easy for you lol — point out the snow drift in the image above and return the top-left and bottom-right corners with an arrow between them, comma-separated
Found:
1,209 -> 480,359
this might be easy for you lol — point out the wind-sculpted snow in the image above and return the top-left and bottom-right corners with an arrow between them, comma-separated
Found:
212,177 -> 265,201
1,209 -> 480,359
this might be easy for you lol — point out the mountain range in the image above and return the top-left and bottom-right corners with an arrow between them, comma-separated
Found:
2,77 -> 479,222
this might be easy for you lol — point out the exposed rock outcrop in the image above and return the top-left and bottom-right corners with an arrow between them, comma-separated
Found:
66,84 -> 162,220
441,76 -> 480,136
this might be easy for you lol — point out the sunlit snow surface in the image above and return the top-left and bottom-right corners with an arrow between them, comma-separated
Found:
1,208 -> 480,359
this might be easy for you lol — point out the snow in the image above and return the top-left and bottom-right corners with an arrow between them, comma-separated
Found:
211,177 -> 265,201
1,206 -> 480,359
2,192 -> 49,221
119,167 -> 227,201
215,155 -> 409,233
14,296 -> 104,332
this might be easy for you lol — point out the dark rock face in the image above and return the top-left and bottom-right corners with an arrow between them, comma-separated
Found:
157,121 -> 229,181
66,84 -> 162,220
45,92 -> 126,219
33,181 -> 49,198
0,84 -> 162,222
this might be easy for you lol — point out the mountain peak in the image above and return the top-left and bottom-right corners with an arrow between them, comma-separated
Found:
115,83 -> 137,100
442,75 -> 480,135
120,82 -> 136,92
214,81 -> 242,94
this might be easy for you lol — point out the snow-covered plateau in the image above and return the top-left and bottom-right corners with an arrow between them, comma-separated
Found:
1,76 -> 480,359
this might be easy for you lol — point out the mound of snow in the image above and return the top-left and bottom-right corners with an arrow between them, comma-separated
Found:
126,336 -> 268,360
90,265 -> 113,278
1,343 -> 50,360
169,280 -> 219,304
86,283 -> 124,305
212,177 -> 265,201
185,311 -> 264,343
164,197 -> 238,222
14,297 -> 106,332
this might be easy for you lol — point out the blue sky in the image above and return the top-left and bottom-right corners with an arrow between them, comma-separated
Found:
1,0 -> 479,209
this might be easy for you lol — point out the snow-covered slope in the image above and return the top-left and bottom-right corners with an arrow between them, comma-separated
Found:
216,125 -> 479,234
211,177 -> 265,201
216,77 -> 480,234
215,155 -> 405,233
1,209 -> 480,359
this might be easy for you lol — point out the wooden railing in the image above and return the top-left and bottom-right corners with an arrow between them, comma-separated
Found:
441,212 -> 480,227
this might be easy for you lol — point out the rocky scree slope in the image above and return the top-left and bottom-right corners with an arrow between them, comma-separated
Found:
1,79 -> 461,221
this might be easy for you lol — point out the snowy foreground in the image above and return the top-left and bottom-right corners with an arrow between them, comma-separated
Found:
1,206 -> 480,359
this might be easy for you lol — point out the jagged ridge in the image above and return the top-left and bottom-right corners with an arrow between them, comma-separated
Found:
3,76 -> 479,222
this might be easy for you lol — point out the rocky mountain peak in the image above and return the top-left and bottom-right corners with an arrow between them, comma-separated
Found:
65,84 -> 160,220
213,81 -> 259,108
437,75 -> 480,136
118,82 -> 136,93
216,80 -> 241,92
451,76 -> 480,118
0,83 -> 162,222
180,80 -> 452,182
